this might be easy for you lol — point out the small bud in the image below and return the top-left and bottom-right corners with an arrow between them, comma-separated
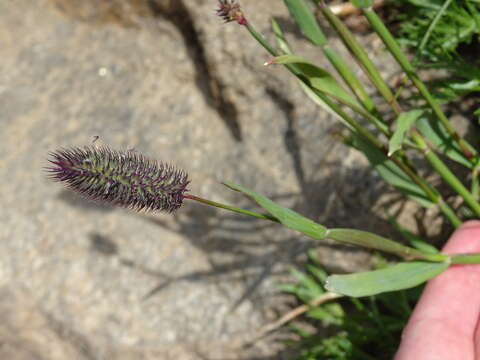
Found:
216,0 -> 247,25
47,146 -> 189,213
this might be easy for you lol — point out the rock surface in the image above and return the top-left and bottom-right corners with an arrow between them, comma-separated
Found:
0,0 -> 412,358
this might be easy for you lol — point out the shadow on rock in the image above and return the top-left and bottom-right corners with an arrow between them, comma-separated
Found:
49,0 -> 243,142
57,189 -> 115,213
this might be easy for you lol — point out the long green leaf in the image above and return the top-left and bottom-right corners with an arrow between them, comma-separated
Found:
388,109 -> 424,156
283,0 -> 327,46
298,81 -> 354,129
350,0 -> 374,7
325,261 -> 448,297
351,134 -> 434,207
223,182 -> 328,239
271,18 -> 293,55
418,0 -> 454,53
416,115 -> 472,168
406,0 -> 441,10
327,228 -> 440,260
269,55 -> 361,108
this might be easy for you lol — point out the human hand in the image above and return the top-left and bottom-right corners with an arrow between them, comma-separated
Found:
395,220 -> 480,359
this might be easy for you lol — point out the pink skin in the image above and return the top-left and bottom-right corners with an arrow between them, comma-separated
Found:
395,220 -> 480,359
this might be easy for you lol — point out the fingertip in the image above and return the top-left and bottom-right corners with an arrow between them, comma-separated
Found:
396,220 -> 480,359
458,220 -> 480,230
442,220 -> 480,254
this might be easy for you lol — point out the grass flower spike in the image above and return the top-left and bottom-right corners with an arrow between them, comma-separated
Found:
216,0 -> 247,25
47,146 -> 189,212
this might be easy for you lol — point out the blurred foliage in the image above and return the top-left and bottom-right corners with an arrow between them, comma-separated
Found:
281,249 -> 421,359
395,0 -> 480,104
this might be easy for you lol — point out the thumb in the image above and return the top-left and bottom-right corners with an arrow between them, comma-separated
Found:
396,220 -> 480,360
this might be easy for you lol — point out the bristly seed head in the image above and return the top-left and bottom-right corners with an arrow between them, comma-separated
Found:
46,146 -> 190,213
216,0 -> 247,25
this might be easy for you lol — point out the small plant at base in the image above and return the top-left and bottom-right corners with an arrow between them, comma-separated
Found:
209,0 -> 480,356
278,251 -> 418,359
393,0 -> 480,105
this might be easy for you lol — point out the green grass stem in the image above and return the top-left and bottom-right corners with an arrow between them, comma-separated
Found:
316,1 -> 402,114
184,194 -> 279,223
327,228 -> 448,261
449,253 -> 480,264
417,0 -> 454,56
322,46 -> 379,115
362,8 -> 478,163
410,129 -> 480,217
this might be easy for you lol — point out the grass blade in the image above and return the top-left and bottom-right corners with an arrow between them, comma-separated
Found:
325,261 -> 448,297
388,109 -> 424,156
223,182 -> 328,240
268,55 -> 361,108
284,0 -> 327,46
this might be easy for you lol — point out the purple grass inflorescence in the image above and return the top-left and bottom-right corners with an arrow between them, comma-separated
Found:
47,146 -> 190,213
216,0 -> 247,25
